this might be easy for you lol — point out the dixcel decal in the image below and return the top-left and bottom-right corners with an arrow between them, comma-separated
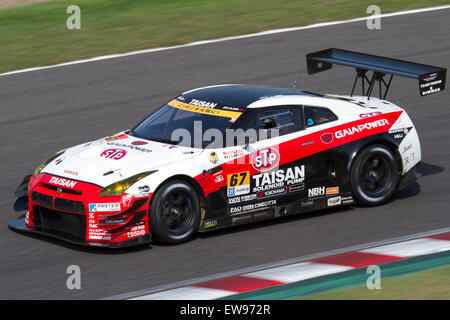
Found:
101,148 -> 127,160
251,147 -> 280,172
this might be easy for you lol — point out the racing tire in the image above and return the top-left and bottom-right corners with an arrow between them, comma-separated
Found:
149,180 -> 201,244
350,144 -> 399,206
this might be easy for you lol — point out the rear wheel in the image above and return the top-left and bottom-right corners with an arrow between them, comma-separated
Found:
351,144 -> 399,206
149,180 -> 200,244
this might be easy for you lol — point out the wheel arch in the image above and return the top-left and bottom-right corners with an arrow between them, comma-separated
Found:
347,136 -> 403,175
149,174 -> 207,220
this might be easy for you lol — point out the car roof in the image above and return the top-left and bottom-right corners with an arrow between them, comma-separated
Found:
181,84 -> 321,109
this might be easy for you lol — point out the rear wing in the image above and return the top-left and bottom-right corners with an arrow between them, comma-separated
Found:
306,48 -> 446,98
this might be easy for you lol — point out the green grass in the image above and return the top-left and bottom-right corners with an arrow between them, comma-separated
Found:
301,265 -> 450,300
0,0 -> 449,74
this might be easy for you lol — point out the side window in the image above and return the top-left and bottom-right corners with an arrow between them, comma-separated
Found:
243,106 -> 303,141
304,106 -> 338,128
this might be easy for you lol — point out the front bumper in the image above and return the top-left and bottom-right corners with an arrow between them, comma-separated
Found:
8,215 -> 152,248
11,173 -> 153,248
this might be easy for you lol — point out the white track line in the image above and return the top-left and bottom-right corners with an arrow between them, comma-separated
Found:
1,5 -> 450,78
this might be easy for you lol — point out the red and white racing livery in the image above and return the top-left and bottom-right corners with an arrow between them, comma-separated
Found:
10,49 -> 446,247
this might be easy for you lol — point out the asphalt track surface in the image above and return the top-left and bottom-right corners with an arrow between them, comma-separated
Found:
0,9 -> 449,299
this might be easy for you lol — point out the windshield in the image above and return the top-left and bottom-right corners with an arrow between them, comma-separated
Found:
131,98 -> 243,149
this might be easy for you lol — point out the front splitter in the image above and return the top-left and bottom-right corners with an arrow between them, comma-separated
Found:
8,217 -> 152,249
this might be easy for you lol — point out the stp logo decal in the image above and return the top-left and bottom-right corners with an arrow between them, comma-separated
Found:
320,133 -> 333,144
101,149 -> 127,160
251,147 -> 280,172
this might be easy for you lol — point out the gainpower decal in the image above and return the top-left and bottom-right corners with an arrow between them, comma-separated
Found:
335,119 -> 389,139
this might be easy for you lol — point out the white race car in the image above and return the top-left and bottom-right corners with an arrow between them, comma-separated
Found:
10,48 -> 446,247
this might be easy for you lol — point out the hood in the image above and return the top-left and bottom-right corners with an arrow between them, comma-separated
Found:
42,133 -> 203,187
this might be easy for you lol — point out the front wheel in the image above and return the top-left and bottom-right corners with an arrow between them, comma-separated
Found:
350,144 -> 399,206
149,180 -> 201,244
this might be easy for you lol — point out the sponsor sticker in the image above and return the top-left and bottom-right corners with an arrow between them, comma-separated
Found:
253,166 -> 305,192
258,186 -> 287,199
251,147 -> 280,172
204,219 -> 218,228
168,99 -> 242,118
335,119 -> 389,139
208,151 -> 219,164
132,141 -> 148,146
89,203 -> 121,212
230,199 -> 277,215
228,193 -> 257,204
359,112 -> 382,118
327,196 -> 342,207
326,187 -> 339,195
320,133 -> 333,144
104,134 -> 128,142
308,187 -> 325,198
138,185 -> 150,194
49,177 -> 77,188
101,148 -> 127,160
227,171 -> 250,197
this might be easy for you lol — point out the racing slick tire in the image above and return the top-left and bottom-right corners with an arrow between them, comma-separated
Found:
350,144 -> 399,206
149,180 -> 201,244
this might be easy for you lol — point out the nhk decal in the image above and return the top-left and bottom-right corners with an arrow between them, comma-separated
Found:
335,119 -> 389,139
253,166 -> 305,192
251,147 -> 280,172
89,203 -> 121,212
49,177 -> 77,188
227,171 -> 250,197
101,148 -> 127,160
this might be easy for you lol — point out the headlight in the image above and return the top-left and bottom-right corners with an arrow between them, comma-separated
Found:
99,171 -> 157,197
33,150 -> 66,178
